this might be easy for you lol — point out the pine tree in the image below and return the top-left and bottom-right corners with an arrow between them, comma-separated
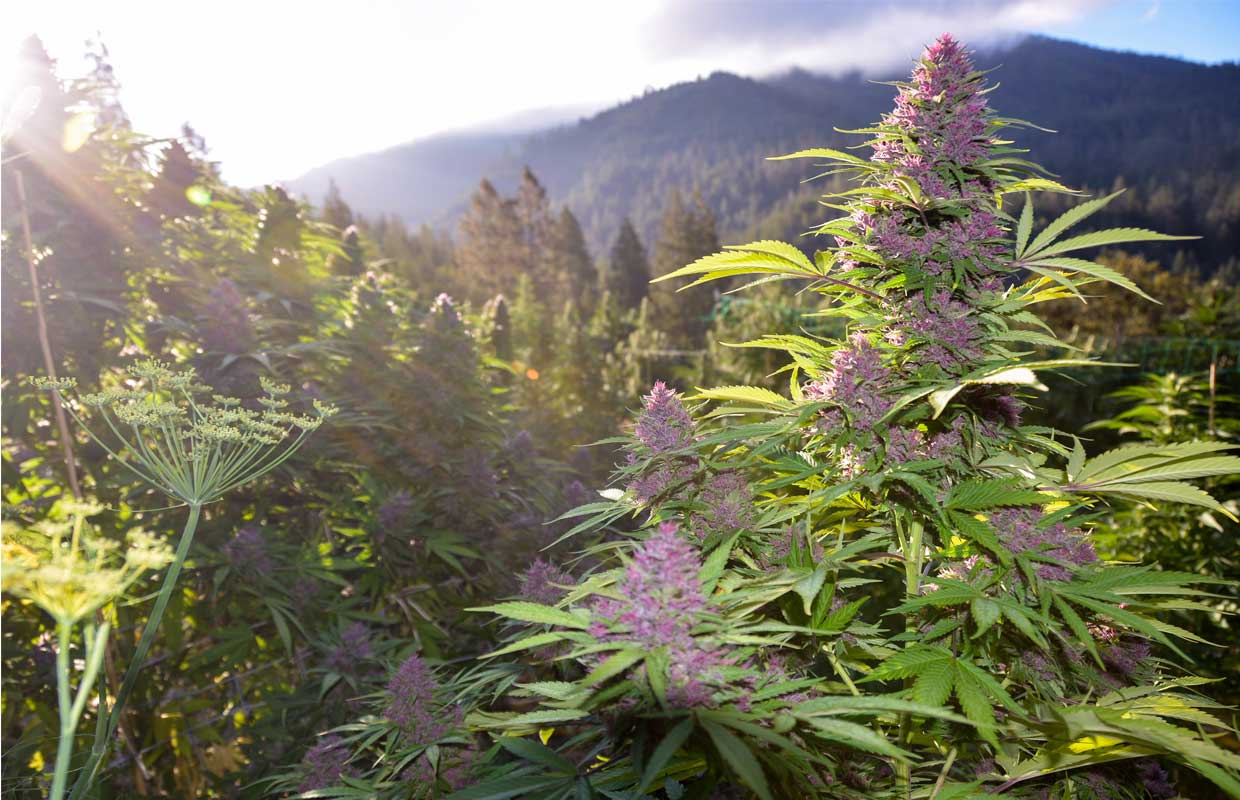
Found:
321,179 -> 355,231
650,189 -> 720,346
550,208 -> 596,311
457,178 -> 525,301
602,217 -> 650,311
148,140 -> 201,219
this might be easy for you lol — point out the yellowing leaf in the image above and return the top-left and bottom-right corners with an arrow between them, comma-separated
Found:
1068,735 -> 1124,753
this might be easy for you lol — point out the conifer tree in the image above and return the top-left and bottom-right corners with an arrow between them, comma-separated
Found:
321,179 -> 355,231
515,166 -> 554,292
457,178 -> 525,300
651,188 -> 720,346
603,217 -> 651,310
549,207 -> 596,311
148,140 -> 201,219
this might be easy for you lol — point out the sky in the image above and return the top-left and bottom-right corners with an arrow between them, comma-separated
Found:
4,0 -> 1238,187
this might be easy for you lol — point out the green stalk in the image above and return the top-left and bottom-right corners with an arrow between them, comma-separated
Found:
67,503 -> 202,800
51,620 -> 74,800
894,518 -> 925,798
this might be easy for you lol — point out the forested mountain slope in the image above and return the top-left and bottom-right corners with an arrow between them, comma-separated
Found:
288,36 -> 1240,268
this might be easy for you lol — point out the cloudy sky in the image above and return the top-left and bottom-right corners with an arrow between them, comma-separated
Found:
4,0 -> 1238,186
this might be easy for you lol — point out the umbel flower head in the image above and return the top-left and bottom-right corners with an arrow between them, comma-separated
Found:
29,359 -> 337,506
1,499 -> 172,625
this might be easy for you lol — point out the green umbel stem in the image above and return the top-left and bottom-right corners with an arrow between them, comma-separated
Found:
67,503 -> 201,799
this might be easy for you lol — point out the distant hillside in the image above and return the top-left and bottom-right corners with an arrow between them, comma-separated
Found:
287,36 -> 1240,268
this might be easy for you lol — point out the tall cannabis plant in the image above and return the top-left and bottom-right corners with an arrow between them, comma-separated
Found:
456,35 -> 1240,800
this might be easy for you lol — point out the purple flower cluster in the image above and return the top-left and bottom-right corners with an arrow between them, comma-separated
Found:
377,489 -> 415,530
1102,638 -> 1153,680
324,622 -> 373,674
884,418 -> 963,467
899,290 -> 983,372
430,292 -> 462,329
519,558 -> 572,604
634,381 -> 695,454
385,654 -> 461,745
298,734 -> 356,792
691,472 -> 756,539
627,458 -> 696,504
1136,761 -> 1175,799
971,390 -> 1025,433
875,34 -> 991,171
989,507 -> 1098,581
200,278 -> 255,354
1019,650 -> 1059,682
803,333 -> 893,433
759,526 -> 824,570
222,525 -> 273,577
592,522 -> 732,707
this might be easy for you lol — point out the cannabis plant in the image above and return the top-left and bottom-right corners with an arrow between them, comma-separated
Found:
28,359 -> 334,798
454,35 -> 1240,799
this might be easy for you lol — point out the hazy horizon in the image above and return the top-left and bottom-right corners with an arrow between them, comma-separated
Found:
5,0 -> 1239,187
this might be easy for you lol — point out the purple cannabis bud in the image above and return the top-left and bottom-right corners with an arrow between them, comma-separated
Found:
431,292 -> 462,328
899,290 -> 983,373
592,522 -> 732,707
989,507 -> 1098,581
634,381 -> 695,454
627,458 -> 696,504
1102,638 -> 1153,680
1019,650 -> 1058,682
878,34 -> 991,171
563,478 -> 591,508
803,333 -> 894,433
325,622 -> 373,674
617,522 -> 709,644
1136,761 -> 1175,799
385,654 -> 460,745
298,734 -> 356,792
377,489 -> 415,529
759,526 -> 824,570
691,471 -> 756,539
519,558 -> 572,605
222,525 -> 273,577
200,278 -> 255,354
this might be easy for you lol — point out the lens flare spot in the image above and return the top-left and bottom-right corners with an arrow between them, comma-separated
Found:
61,112 -> 96,153
185,185 -> 212,207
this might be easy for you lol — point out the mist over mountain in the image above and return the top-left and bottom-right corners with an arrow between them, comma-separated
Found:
287,36 -> 1240,267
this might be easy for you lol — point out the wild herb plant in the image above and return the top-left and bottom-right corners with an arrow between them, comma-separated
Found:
451,35 -> 1240,799
28,360 -> 334,798
1,500 -> 171,800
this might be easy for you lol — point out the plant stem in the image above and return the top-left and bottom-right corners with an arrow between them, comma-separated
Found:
51,620 -> 74,800
929,747 -> 958,800
16,169 -> 81,499
67,503 -> 202,799
895,518 -> 925,798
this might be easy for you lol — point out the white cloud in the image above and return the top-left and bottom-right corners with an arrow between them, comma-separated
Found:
644,0 -> 1110,76
2,0 -> 1112,185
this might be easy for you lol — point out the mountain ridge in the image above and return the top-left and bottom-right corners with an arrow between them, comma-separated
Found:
286,35 -> 1240,266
